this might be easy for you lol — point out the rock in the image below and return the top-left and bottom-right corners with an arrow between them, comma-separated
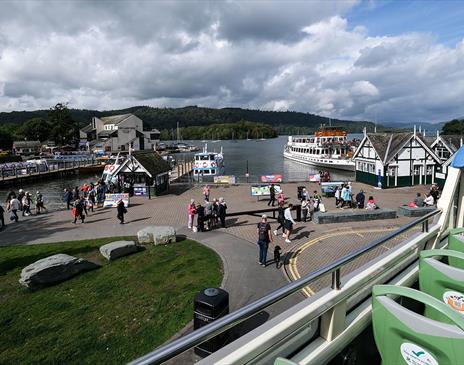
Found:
137,226 -> 176,245
19,254 -> 100,290
99,240 -> 138,261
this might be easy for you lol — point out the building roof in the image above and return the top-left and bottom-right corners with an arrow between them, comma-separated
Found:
99,114 -> 133,125
440,135 -> 463,153
132,151 -> 170,177
81,123 -> 94,133
13,140 -> 41,148
361,132 -> 440,164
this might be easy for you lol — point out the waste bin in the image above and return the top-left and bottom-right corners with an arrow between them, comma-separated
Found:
297,186 -> 306,200
194,288 -> 229,357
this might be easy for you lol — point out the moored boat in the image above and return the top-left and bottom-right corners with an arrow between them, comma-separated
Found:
192,144 -> 224,176
283,126 -> 355,171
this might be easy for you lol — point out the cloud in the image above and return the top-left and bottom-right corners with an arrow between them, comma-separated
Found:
0,0 -> 463,124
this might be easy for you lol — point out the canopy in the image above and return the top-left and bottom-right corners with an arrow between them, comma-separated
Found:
451,146 -> 464,168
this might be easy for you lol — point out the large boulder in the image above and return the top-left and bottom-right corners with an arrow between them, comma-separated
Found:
19,254 -> 100,290
137,226 -> 176,245
99,240 -> 138,261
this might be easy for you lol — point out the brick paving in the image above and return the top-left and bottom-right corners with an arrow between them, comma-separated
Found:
0,181 -> 432,295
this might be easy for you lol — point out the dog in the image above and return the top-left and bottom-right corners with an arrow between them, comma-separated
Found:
274,245 -> 282,268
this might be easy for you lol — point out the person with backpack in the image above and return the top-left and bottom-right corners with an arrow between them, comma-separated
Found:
257,214 -> 273,267
117,199 -> 127,224
72,199 -> 85,224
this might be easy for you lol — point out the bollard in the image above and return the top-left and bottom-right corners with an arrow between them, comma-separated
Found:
295,204 -> 302,221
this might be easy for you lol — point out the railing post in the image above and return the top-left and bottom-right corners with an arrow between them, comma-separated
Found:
331,268 -> 341,290
422,220 -> 429,232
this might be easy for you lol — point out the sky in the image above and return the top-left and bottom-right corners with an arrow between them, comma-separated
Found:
0,0 -> 463,125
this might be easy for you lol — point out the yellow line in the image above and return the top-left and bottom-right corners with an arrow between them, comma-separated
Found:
289,227 -> 398,297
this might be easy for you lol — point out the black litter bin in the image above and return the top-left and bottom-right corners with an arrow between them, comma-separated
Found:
194,288 -> 229,357
297,186 -> 306,200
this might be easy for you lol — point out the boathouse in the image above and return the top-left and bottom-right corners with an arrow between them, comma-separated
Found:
430,133 -> 463,187
110,151 -> 171,195
12,140 -> 41,155
82,114 -> 160,153
352,131 -> 441,188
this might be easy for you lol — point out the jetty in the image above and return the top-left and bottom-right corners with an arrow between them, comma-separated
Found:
0,159 -> 103,187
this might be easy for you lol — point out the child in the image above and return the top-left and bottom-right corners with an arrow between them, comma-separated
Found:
117,199 -> 127,224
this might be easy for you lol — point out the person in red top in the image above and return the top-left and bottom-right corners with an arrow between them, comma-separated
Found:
187,199 -> 196,229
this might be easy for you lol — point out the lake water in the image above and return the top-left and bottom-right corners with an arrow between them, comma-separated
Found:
0,135 -> 360,208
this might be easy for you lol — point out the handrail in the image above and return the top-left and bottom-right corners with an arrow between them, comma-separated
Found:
129,209 -> 441,365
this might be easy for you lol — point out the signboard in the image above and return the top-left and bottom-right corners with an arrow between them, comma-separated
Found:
103,193 -> 129,208
436,172 -> 446,179
251,184 -> 282,196
260,174 -> 283,183
309,174 -> 321,182
134,184 -> 147,196
214,175 -> 236,184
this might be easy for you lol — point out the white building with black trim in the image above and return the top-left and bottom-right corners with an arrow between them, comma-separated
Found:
352,130 -> 441,188
429,133 -> 463,187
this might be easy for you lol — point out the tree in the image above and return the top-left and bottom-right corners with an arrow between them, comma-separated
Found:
442,119 -> 464,135
48,103 -> 79,147
0,127 -> 13,150
18,118 -> 52,142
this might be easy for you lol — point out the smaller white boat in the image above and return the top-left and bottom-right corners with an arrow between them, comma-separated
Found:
192,144 -> 225,176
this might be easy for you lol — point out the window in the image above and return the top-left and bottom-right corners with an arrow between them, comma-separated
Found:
426,166 -> 432,175
414,167 -> 420,175
388,167 -> 396,176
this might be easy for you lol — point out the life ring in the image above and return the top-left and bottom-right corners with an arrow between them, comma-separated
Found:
195,162 -> 199,167
211,162 -> 216,167
202,162 -> 208,168
107,164 -> 115,172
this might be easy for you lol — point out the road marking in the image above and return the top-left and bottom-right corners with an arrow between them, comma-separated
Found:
288,227 -> 398,297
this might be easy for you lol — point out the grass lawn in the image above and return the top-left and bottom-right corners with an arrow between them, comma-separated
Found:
0,237 -> 223,364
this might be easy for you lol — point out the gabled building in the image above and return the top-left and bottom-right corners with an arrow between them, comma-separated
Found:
82,113 -> 160,153
429,133 -> 463,187
352,131 -> 441,188
12,140 -> 41,155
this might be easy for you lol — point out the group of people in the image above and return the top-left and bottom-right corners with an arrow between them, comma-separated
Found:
0,189 -> 46,229
411,184 -> 440,207
187,188 -> 227,232
334,183 -> 378,210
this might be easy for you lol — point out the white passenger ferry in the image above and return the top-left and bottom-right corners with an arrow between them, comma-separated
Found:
283,126 -> 355,171
192,144 -> 224,176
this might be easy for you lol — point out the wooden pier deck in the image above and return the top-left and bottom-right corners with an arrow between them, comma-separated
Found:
0,160 -> 104,186
169,160 -> 193,182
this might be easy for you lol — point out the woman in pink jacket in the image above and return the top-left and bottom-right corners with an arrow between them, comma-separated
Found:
277,192 -> 285,205
187,199 -> 196,229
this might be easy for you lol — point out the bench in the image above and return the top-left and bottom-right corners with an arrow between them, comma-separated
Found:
313,208 -> 397,224
397,205 -> 436,217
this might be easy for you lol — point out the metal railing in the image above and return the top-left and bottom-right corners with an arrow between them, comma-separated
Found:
129,209 -> 441,365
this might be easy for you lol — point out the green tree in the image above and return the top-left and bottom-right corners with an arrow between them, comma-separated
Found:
0,126 -> 13,150
48,103 -> 79,147
442,119 -> 464,135
18,118 -> 52,142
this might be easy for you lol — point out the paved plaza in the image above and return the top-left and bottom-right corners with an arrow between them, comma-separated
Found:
0,181 -> 431,297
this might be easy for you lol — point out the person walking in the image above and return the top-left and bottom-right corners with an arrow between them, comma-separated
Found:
22,192 -> 32,216
340,185 -> 352,208
204,199 -> 213,230
355,190 -> 365,209
72,199 -> 85,224
273,201 -> 285,235
73,186 -> 80,201
268,184 -> 276,206
64,188 -> 72,210
116,199 -> 127,224
257,214 -> 273,267
277,191 -> 285,205
301,198 -> 309,222
18,189 -> 25,212
187,199 -> 196,229
218,197 -> 227,228
334,186 -> 341,206
283,203 -> 296,243
8,196 -> 20,223
35,191 -> 46,214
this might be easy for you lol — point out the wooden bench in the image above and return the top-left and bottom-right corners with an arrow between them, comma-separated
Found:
397,205 -> 436,217
313,208 -> 397,224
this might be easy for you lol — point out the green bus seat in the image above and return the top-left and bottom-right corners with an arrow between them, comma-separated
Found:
419,249 -> 464,322
372,285 -> 464,365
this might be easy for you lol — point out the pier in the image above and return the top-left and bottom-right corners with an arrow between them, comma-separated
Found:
169,159 -> 194,183
0,159 -> 103,187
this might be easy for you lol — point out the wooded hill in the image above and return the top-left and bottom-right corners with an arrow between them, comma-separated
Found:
0,105 -> 379,133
